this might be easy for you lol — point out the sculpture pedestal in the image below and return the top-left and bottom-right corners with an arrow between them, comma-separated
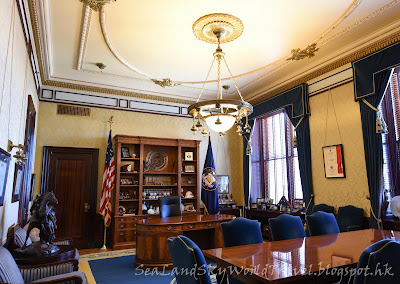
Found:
15,242 -> 59,256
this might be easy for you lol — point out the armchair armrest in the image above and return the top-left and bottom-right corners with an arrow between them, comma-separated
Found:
19,250 -> 80,283
29,271 -> 87,284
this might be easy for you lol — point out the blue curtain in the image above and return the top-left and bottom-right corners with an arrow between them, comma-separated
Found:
244,84 -> 313,211
358,70 -> 392,228
352,41 -> 400,228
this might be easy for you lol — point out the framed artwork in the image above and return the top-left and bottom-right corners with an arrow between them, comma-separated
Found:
29,173 -> 36,201
322,144 -> 345,178
217,175 -> 229,194
0,148 -> 11,206
120,178 -> 133,185
12,163 -> 24,203
293,198 -> 303,209
184,152 -> 193,161
121,147 -> 130,158
184,165 -> 195,173
251,203 -> 258,209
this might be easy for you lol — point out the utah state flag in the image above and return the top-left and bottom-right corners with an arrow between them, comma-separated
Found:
201,137 -> 219,215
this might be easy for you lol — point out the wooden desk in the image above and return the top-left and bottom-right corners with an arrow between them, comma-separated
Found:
135,214 -> 234,269
203,229 -> 398,283
13,245 -> 79,271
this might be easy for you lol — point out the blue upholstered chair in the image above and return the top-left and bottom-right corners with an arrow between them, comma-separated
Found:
221,217 -> 263,247
306,211 -> 340,236
159,196 -> 182,218
167,236 -> 216,284
311,203 -> 334,214
221,218 -> 263,284
336,205 -> 364,232
353,239 -> 400,284
268,214 -> 306,241
0,247 -> 87,284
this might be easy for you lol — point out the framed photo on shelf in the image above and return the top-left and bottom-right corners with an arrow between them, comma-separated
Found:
217,175 -> 229,194
184,152 -> 193,161
0,148 -> 11,206
121,147 -> 130,158
256,198 -> 265,205
251,203 -> 258,209
120,178 -> 133,185
322,144 -> 345,178
184,165 -> 195,173
29,173 -> 36,201
12,163 -> 24,203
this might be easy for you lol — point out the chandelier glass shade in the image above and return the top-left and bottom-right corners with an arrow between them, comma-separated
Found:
188,13 -> 253,136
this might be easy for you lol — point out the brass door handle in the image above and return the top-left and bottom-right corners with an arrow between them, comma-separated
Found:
84,202 -> 90,212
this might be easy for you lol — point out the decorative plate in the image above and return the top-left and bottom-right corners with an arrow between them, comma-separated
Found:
119,205 -> 126,215
146,150 -> 168,171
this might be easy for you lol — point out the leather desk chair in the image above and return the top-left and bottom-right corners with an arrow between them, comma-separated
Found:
311,203 -> 335,214
336,205 -> 364,232
159,196 -> 182,218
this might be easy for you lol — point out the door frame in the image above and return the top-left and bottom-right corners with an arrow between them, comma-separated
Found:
40,146 -> 99,244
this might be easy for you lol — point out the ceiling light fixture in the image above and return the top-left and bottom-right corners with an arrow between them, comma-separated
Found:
188,13 -> 253,137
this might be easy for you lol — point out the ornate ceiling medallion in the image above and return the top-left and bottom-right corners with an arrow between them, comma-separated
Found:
79,0 -> 115,12
287,43 -> 319,61
193,13 -> 244,44
151,78 -> 180,88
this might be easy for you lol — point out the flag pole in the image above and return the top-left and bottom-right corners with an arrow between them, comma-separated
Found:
100,116 -> 114,250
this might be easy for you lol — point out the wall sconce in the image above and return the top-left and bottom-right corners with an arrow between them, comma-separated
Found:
8,140 -> 27,165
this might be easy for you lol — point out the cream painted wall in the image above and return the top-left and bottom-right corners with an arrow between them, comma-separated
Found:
34,102 -> 244,213
0,0 -> 39,242
309,82 -> 370,215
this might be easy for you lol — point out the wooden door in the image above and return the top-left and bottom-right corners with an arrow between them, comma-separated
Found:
41,147 -> 98,249
18,95 -> 36,226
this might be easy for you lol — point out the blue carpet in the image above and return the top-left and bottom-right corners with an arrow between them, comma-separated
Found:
89,255 -> 174,284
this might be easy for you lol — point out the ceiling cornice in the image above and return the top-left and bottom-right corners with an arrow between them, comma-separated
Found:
27,0 -> 195,105
248,31 -> 400,105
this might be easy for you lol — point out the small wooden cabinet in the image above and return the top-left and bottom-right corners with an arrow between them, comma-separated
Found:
112,135 -> 201,249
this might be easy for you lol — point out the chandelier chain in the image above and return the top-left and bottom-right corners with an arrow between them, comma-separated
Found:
217,55 -> 222,100
222,57 -> 245,102
196,57 -> 216,103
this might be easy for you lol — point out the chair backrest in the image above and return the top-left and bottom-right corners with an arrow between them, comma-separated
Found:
268,214 -> 306,241
167,236 -> 211,284
0,247 -> 25,284
221,217 -> 263,247
311,203 -> 334,214
354,239 -> 400,284
337,205 -> 364,232
159,196 -> 182,218
306,211 -> 340,236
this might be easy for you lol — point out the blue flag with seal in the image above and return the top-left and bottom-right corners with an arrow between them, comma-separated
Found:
201,137 -> 219,215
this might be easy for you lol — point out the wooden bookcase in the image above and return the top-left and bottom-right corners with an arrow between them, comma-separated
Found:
112,135 -> 201,249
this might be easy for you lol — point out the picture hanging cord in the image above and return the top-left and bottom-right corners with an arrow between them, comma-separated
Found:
7,2 -> 17,141
0,1 -> 16,119
323,90 -> 343,146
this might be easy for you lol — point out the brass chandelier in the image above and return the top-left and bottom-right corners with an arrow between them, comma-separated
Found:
188,13 -> 253,136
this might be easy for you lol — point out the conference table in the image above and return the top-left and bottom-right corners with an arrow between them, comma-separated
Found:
203,229 -> 399,284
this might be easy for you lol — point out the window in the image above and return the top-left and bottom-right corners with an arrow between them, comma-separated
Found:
380,67 -> 400,204
250,109 -> 303,205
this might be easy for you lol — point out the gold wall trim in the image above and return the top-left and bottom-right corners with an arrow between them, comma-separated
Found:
249,32 -> 400,105
27,0 -> 194,105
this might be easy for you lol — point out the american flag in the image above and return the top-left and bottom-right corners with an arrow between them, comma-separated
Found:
100,130 -> 115,227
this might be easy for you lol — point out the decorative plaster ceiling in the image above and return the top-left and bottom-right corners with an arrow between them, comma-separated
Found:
34,0 -> 400,104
